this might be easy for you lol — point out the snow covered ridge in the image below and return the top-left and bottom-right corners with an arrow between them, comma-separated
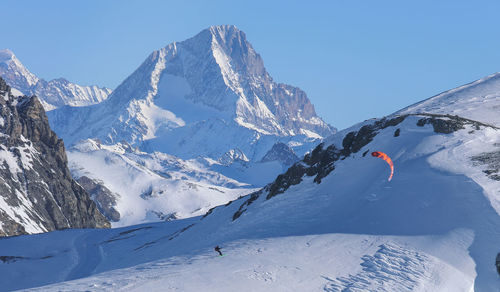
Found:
230,113 -> 499,220
397,71 -> 500,126
0,49 -> 112,111
0,77 -> 109,237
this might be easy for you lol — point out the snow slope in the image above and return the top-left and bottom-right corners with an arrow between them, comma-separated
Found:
0,49 -> 112,111
67,139 -> 256,226
397,72 -> 500,127
2,113 -> 499,291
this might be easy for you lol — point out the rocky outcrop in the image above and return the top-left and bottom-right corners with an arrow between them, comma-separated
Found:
261,142 -> 299,166
414,113 -> 496,134
0,77 -> 109,237
472,151 -> 500,181
76,176 -> 120,222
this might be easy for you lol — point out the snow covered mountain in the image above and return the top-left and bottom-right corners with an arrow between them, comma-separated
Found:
0,49 -> 112,111
42,25 -> 334,226
48,25 -> 334,157
0,77 -> 109,237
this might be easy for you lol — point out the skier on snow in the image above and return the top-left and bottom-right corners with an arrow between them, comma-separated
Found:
214,245 -> 223,256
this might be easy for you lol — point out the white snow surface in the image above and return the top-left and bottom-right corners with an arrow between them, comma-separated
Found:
397,72 -> 500,126
2,114 -> 499,291
68,139 -> 256,226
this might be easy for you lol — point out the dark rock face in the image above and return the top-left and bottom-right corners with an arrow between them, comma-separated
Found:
0,77 -> 109,237
261,142 -> 299,166
415,113 -> 495,134
76,176 -> 120,222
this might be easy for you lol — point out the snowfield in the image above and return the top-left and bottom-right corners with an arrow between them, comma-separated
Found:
67,139 -> 256,226
1,114 -> 499,291
23,233 -> 474,292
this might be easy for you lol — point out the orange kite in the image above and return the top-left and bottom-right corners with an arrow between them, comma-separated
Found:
371,151 -> 394,181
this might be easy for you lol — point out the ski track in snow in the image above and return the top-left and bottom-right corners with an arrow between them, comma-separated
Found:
65,232 -> 104,281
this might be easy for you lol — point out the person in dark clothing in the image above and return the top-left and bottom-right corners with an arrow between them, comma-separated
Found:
214,245 -> 223,256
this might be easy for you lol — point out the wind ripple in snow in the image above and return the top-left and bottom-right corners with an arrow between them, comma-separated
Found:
324,243 -> 431,292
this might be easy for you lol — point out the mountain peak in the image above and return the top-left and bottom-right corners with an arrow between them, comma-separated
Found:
0,48 -> 39,89
49,26 -> 334,154
207,25 -> 245,44
208,24 -> 241,36
0,49 -> 112,110
0,49 -> 15,63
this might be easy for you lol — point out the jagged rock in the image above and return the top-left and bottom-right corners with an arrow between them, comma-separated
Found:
0,77 -> 110,237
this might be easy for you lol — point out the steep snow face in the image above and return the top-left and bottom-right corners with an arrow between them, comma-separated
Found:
0,49 -> 112,111
48,25 -> 334,155
1,114 -> 498,291
397,72 -> 500,126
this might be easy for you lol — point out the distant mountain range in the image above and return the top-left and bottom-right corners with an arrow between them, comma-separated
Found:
0,49 -> 111,110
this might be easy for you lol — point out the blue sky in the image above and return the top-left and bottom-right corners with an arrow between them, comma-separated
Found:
2,0 -> 500,129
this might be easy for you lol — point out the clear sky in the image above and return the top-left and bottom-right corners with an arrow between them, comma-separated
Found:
2,0 -> 500,130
